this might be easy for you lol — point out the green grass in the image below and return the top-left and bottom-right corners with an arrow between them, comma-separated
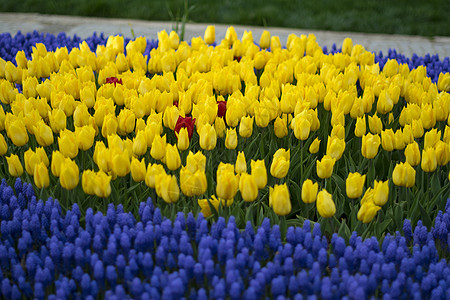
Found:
1,0 -> 449,36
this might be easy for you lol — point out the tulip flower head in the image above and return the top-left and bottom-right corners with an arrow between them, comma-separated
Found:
269,184 -> 291,216
301,179 -> 318,204
316,189 -> 336,218
270,148 -> 290,179
346,172 -> 366,199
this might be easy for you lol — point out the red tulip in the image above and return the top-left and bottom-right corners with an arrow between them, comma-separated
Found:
174,115 -> 196,140
217,101 -> 227,118
106,77 -> 123,86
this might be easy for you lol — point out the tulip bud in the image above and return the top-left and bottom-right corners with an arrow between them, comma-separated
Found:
421,147 -> 437,173
186,151 -> 206,173
346,172 -> 366,199
48,108 -> 67,133
34,162 -> 49,189
317,189 -> 336,218
75,125 -> 96,151
270,148 -> 290,179
180,167 -> 207,197
235,151 -> 247,174
293,115 -> 311,141
373,180 -> 389,206
269,184 -> 291,216
131,157 -> 146,182
6,154 -> 23,177
424,128 -> 440,149
404,142 -> 421,166
118,109 -> 136,135
251,160 -> 267,189
437,72 -> 450,92
301,179 -> 318,204
60,158 -> 79,190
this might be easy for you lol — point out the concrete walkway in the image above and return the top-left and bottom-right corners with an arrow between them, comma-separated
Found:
1,13 -> 449,59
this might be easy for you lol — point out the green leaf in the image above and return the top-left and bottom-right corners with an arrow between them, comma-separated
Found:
418,201 -> 432,228
338,219 -> 351,242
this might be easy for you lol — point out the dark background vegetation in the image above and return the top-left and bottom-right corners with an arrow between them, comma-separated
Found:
1,0 -> 449,36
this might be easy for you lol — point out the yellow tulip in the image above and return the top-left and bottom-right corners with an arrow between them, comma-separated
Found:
131,157 -> 146,182
435,140 -> 449,166
251,160 -> 267,189
421,147 -> 437,173
216,163 -> 239,200
101,114 -> 118,138
274,115 -> 288,138
180,167 -> 207,197
354,116 -> 366,137
176,127 -> 190,151
60,158 -> 79,190
373,180 -> 389,206
404,142 -> 421,166
24,149 -> 41,175
6,154 -> 23,177
270,148 -> 290,179
82,170 -> 96,195
186,151 -> 206,173
394,129 -> 405,150
293,115 -> 311,141
225,128 -> 238,150
346,172 -> 366,199
58,129 -> 78,158
421,104 -> 436,130
214,117 -> 226,139
357,201 -> 381,223
411,119 -> 424,139
93,170 -> 112,198
392,162 -> 416,187
145,163 -> 166,189
75,125 -> 96,151
254,106 -> 271,128
132,130 -> 148,157
33,120 -> 54,147
301,179 -> 318,204
199,124 -> 217,150
269,184 -> 291,216
155,174 -> 179,204
326,135 -> 346,160
239,116 -> 254,138
259,30 -> 271,49
235,151 -> 247,174
48,108 -> 67,133
361,133 -> 381,159
151,134 -> 167,160
51,150 -> 65,177
34,162 -> 49,189
117,108 -> 136,135
317,189 -> 336,218
0,134 -> 7,156
204,25 -> 215,45
437,72 -> 450,92
368,113 -> 382,134
309,137 -> 321,154
239,173 -> 259,202
111,149 -> 131,177
7,118 -> 29,147
424,128 -> 440,149
381,129 -> 395,152
316,155 -> 335,179
73,103 -> 91,127
164,144 -> 181,171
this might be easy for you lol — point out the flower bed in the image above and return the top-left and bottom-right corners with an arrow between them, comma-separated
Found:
0,27 -> 449,298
